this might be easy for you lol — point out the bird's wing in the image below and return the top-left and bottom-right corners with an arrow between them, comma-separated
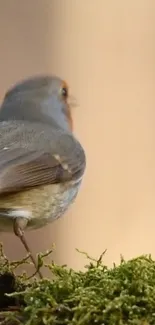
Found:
0,121 -> 86,194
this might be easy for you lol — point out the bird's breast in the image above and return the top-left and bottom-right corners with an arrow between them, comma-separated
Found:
0,179 -> 82,232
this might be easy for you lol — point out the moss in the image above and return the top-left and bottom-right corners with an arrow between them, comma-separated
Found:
0,245 -> 154,325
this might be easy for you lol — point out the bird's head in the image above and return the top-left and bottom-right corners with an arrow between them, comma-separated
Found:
0,75 -> 74,132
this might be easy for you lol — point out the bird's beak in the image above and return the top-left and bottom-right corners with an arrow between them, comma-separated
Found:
67,95 -> 78,132
66,102 -> 73,131
68,95 -> 78,108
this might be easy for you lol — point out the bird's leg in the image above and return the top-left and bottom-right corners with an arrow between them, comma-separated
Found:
13,218 -> 43,279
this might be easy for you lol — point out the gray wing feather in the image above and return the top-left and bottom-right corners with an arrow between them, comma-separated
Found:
0,121 -> 86,194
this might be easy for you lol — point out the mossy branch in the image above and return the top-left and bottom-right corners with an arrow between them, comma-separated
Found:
0,243 -> 154,324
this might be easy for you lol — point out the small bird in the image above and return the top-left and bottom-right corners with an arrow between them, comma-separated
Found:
0,75 -> 86,278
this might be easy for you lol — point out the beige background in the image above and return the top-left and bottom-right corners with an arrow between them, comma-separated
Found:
0,0 -> 155,275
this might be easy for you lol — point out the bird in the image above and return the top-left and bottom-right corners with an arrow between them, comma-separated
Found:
0,75 -> 86,278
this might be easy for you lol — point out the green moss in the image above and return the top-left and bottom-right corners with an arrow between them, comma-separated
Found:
0,246 -> 154,325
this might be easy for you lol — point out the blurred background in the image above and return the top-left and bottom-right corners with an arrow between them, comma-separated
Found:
0,0 -> 155,275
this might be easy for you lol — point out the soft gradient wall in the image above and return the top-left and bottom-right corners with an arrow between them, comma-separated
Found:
0,1 -> 155,275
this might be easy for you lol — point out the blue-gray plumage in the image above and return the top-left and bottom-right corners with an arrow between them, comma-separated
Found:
0,75 -> 86,278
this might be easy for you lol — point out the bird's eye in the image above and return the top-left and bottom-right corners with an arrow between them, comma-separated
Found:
61,87 -> 68,99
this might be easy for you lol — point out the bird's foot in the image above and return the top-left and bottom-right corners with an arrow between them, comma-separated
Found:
13,217 -> 43,279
